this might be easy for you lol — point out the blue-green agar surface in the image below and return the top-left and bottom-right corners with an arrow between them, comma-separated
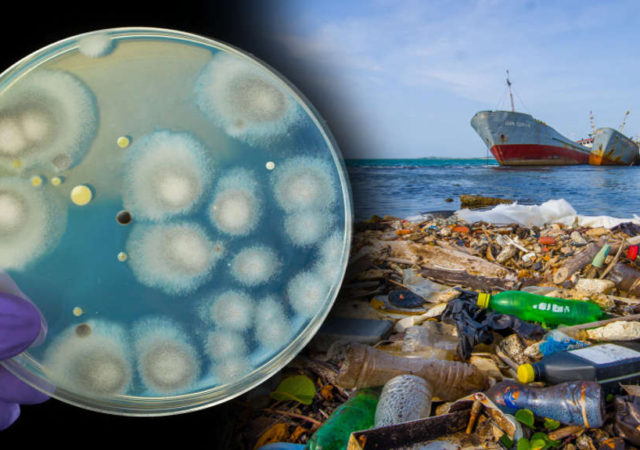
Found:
0,29 -> 349,409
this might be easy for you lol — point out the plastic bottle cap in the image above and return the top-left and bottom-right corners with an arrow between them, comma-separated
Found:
517,363 -> 535,383
477,293 -> 491,308
628,245 -> 639,261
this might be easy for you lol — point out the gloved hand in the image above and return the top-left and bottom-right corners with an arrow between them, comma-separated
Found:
0,290 -> 49,430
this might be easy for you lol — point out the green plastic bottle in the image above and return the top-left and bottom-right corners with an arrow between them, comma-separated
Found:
477,291 -> 602,325
307,389 -> 379,450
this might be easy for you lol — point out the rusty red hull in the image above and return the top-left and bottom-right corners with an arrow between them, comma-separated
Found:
490,144 -> 590,166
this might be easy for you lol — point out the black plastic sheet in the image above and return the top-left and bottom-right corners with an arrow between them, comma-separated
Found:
441,290 -> 545,360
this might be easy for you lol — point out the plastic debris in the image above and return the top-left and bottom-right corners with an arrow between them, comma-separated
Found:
488,380 -> 604,428
441,293 -> 545,360
374,375 -> 432,427
232,209 -> 640,448
538,330 -> 588,356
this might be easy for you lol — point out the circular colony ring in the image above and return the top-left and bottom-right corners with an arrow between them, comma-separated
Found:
0,28 -> 352,416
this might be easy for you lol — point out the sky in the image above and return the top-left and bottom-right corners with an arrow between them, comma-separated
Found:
265,0 -> 640,159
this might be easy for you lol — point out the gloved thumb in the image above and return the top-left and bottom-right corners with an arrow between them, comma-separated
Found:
0,292 -> 43,360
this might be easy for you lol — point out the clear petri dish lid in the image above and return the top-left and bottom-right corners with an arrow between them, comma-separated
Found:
0,28 -> 352,416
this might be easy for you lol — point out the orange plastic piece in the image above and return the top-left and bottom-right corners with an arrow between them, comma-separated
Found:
538,236 -> 556,245
395,229 -> 412,236
452,226 -> 470,233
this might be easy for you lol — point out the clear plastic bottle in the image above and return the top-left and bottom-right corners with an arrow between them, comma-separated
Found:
307,389 -> 379,450
476,291 -> 602,325
402,323 -> 458,353
487,380 -> 604,428
374,375 -> 432,427
337,344 -> 487,401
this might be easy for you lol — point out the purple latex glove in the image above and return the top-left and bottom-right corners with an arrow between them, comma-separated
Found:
0,291 -> 49,430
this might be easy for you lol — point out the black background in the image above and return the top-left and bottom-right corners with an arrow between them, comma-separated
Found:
0,1 -> 311,447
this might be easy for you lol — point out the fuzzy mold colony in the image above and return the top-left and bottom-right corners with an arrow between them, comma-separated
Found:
0,29 -> 350,413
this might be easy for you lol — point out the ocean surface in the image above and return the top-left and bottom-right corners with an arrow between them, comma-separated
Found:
346,158 -> 640,221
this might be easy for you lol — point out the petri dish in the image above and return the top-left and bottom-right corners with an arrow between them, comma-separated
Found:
0,28 -> 352,416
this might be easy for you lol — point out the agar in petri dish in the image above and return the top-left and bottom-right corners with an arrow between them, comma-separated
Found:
0,28 -> 351,416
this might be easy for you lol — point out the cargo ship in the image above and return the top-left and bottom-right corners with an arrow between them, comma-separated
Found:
589,113 -> 639,166
471,72 -> 591,166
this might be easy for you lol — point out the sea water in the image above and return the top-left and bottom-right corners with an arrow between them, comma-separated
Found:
348,158 -> 640,220
0,29 -> 349,407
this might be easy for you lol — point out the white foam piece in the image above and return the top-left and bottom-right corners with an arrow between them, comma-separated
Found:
284,210 -> 334,246
0,69 -> 97,170
43,320 -> 133,395
126,222 -> 220,295
314,232 -> 345,282
230,245 -> 281,286
77,32 -> 116,58
133,317 -> 200,394
272,156 -> 337,212
195,52 -> 301,144
207,289 -> 254,331
209,168 -> 261,236
255,296 -> 292,351
206,329 -> 247,361
287,270 -> 330,317
123,130 -> 214,221
0,177 -> 66,270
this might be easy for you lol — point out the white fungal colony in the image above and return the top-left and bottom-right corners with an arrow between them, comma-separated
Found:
287,271 -> 330,317
209,168 -> 261,236
123,130 -> 213,221
0,178 -> 66,270
207,290 -> 254,331
134,318 -> 200,394
230,245 -> 281,286
254,297 -> 292,351
77,32 -> 116,58
271,157 -> 337,212
0,69 -> 97,170
126,222 -> 220,295
284,210 -> 334,247
314,232 -> 345,282
206,329 -> 247,361
215,357 -> 251,384
44,321 -> 132,395
195,52 -> 300,143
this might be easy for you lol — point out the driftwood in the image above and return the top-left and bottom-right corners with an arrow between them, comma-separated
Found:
553,242 -> 600,284
381,240 -> 516,279
420,267 -> 517,291
553,241 -> 622,284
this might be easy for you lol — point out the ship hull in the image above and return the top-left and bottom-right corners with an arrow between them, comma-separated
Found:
490,144 -> 590,165
589,127 -> 639,166
471,110 -> 591,166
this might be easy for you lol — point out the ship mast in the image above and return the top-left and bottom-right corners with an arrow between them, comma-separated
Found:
506,70 -> 515,112
619,110 -> 631,132
590,111 -> 595,136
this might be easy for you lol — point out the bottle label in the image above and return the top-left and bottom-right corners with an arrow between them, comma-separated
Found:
571,344 -> 640,365
532,301 -> 570,314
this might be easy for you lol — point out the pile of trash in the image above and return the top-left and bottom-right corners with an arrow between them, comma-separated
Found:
233,201 -> 640,450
